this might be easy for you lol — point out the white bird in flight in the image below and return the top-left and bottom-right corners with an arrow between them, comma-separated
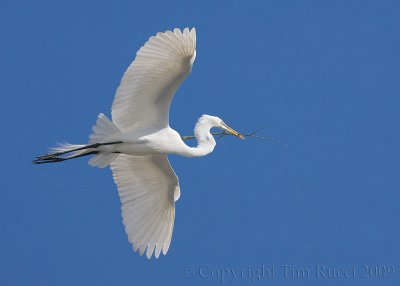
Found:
34,27 -> 244,259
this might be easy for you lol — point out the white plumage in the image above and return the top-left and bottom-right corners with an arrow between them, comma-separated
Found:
35,27 -> 244,259
112,27 -> 196,132
111,154 -> 178,258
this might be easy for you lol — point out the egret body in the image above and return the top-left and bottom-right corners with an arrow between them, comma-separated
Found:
34,28 -> 243,259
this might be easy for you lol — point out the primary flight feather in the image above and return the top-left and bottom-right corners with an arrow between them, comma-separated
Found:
34,27 -> 244,259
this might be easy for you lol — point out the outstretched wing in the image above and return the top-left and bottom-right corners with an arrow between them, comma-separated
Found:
112,27 -> 197,132
110,154 -> 180,259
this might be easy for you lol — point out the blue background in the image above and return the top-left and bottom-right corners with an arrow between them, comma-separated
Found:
1,0 -> 399,285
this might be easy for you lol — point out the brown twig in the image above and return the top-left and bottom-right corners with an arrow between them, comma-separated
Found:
181,127 -> 289,148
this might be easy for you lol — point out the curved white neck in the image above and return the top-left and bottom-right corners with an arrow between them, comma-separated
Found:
180,117 -> 216,157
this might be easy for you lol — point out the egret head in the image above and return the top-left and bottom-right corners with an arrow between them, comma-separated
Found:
201,115 -> 244,139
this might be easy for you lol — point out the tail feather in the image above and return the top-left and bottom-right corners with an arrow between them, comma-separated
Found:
88,113 -> 121,168
89,153 -> 119,168
90,113 -> 120,143
33,113 -> 122,167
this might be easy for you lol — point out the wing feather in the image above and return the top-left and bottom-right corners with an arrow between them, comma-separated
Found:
111,28 -> 196,132
110,154 -> 180,259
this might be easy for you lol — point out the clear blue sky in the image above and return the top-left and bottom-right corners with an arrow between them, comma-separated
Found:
1,0 -> 399,285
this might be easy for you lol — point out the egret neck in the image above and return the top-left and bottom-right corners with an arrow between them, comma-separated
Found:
179,115 -> 217,157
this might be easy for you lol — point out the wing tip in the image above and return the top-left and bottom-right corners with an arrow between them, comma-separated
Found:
132,242 -> 165,259
166,27 -> 197,53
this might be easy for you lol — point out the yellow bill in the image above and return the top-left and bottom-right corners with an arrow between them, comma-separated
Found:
221,122 -> 245,139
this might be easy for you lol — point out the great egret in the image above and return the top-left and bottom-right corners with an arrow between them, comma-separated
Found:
34,27 -> 244,259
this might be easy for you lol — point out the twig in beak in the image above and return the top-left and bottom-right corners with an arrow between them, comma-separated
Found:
181,127 -> 289,149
